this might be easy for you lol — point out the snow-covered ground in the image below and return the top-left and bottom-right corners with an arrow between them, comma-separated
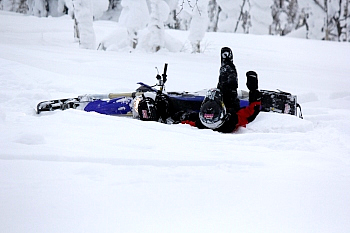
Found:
1,11 -> 350,233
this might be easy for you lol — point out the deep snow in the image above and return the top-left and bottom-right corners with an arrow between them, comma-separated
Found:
0,11 -> 350,233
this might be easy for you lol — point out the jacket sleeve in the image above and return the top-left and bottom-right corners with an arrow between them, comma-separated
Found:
236,101 -> 261,127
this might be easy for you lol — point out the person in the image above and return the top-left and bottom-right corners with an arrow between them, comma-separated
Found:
137,47 -> 261,133
195,70 -> 261,133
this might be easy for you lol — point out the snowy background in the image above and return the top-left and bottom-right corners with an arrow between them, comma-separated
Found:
1,10 -> 350,233
1,0 -> 350,43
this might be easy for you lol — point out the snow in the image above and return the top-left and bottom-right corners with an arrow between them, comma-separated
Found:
119,0 -> 149,31
1,11 -> 350,233
91,0 -> 109,19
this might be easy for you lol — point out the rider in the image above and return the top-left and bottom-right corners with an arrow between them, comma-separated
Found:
137,47 -> 261,133
195,70 -> 261,133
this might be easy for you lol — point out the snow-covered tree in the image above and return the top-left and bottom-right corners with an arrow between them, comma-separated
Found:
101,0 -> 122,21
57,0 -> 73,17
208,0 -> 253,33
91,0 -> 109,19
2,0 -> 349,44
163,0 -> 179,28
234,0 -> 251,33
0,0 -> 28,12
137,0 -> 183,52
207,0 -> 220,32
107,0 -> 121,10
270,0 -> 299,36
216,0 -> 239,32
147,0 -> 169,52
323,0 -> 350,41
72,0 -> 96,49
188,0 -> 209,53
27,0 -> 47,16
296,6 -> 311,38
345,0 -> 350,41
118,0 -> 149,49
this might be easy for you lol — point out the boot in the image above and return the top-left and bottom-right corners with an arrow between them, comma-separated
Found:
246,71 -> 261,103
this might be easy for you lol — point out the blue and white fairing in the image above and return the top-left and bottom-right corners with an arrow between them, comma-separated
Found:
84,97 -> 133,115
83,90 -> 249,117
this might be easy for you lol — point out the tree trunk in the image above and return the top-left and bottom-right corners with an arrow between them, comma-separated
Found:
72,0 -> 96,49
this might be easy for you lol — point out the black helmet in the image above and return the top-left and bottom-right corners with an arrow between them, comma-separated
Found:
199,88 -> 226,129
137,96 -> 158,121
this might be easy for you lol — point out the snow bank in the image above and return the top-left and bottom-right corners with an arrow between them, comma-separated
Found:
247,112 -> 313,133
1,12 -> 350,233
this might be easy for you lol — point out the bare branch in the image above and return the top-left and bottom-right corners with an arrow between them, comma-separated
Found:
313,0 -> 326,12
235,0 -> 248,32
177,0 -> 201,16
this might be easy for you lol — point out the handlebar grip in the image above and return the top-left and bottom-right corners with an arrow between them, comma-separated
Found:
163,63 -> 168,76
162,63 -> 168,83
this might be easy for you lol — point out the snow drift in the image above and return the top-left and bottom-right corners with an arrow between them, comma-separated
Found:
0,11 -> 350,233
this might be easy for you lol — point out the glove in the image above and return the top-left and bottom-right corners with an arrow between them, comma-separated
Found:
246,71 -> 258,91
